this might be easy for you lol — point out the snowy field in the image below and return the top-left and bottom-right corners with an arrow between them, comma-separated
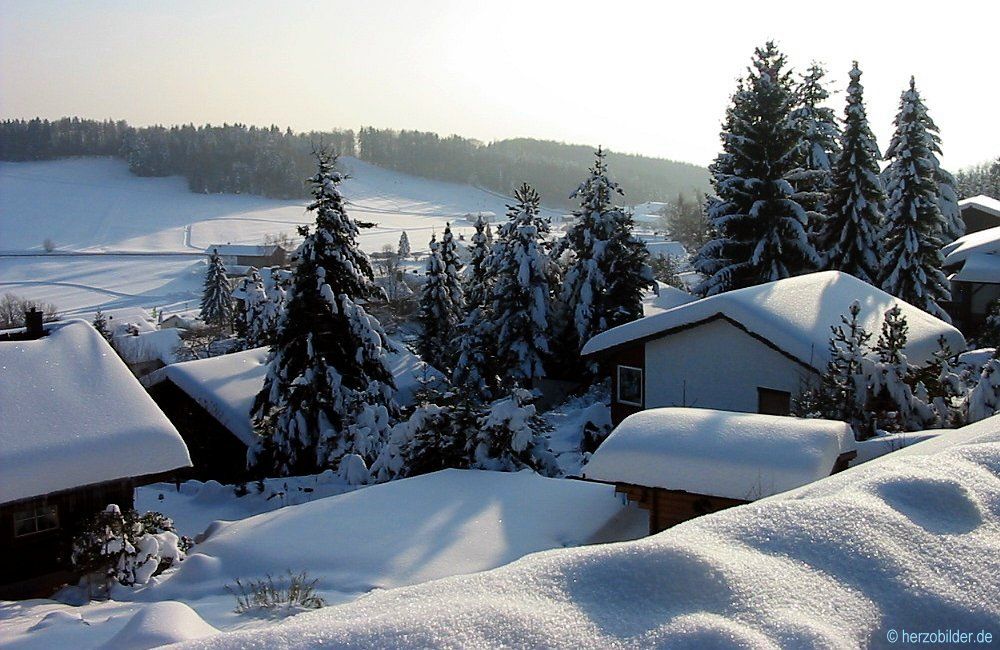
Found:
0,157 -> 540,315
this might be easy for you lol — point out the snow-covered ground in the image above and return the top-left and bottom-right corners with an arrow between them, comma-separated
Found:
0,470 -> 644,649
0,157 -> 540,315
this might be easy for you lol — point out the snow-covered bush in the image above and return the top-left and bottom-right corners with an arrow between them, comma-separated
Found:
471,388 -> 559,476
967,356 -> 1000,423
71,505 -> 187,590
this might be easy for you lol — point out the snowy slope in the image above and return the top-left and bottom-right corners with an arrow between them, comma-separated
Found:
0,157 -> 522,314
178,416 -> 1000,649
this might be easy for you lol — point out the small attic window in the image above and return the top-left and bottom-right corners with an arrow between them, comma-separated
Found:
757,387 -> 791,416
617,366 -> 643,406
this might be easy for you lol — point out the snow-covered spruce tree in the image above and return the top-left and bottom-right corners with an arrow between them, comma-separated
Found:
868,305 -> 935,432
967,354 -> 1000,423
694,43 -> 821,296
464,212 -> 492,311
440,223 -> 466,322
795,300 -> 871,433
470,388 -> 558,476
556,148 -> 653,369
790,62 -> 841,241
92,309 -> 110,340
880,78 -> 951,321
418,235 -> 462,373
236,267 -> 284,349
815,62 -> 886,284
201,249 -> 234,328
979,299 -> 1000,347
489,183 -> 553,387
397,230 -> 411,260
912,336 -> 967,427
251,151 -> 395,480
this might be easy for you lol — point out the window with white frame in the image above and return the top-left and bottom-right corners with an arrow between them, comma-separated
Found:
13,504 -> 59,537
617,365 -> 643,406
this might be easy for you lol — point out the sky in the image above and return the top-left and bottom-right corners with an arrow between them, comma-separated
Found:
1,0 -> 997,170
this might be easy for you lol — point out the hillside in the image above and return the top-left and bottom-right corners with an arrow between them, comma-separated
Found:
0,157 -> 524,314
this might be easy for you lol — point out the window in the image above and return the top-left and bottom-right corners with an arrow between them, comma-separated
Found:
617,366 -> 643,406
757,387 -> 791,416
13,504 -> 59,537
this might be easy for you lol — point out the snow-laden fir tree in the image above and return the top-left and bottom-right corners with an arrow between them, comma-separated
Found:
979,299 -> 1000,347
967,355 -> 1000,423
556,148 -> 653,368
452,212 -> 498,400
237,267 -> 285,349
694,43 -> 821,295
440,223 -> 466,320
464,212 -> 492,311
489,183 -> 553,387
201,249 -> 234,328
417,235 -> 463,373
815,62 -> 886,284
92,308 -> 110,340
868,305 -> 935,432
251,151 -> 396,480
880,77 -> 951,321
469,388 -> 558,476
397,230 -> 411,260
790,62 -> 841,240
912,336 -> 967,427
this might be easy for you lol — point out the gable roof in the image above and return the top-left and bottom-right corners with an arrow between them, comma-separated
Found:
959,195 -> 1000,219
582,407 -> 856,500
581,271 -> 964,370
942,225 -> 1000,267
0,320 -> 191,504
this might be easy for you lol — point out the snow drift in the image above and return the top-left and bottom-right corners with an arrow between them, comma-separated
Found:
181,416 -> 1000,649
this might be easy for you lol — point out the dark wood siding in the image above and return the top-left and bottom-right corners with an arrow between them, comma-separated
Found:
961,206 -> 1000,235
0,481 -> 134,597
148,380 -> 251,483
610,344 -> 645,426
614,483 -> 747,534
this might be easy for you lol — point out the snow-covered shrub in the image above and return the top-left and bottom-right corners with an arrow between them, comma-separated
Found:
966,356 -> 1000,423
471,388 -> 559,476
71,505 -> 187,589
226,570 -> 326,616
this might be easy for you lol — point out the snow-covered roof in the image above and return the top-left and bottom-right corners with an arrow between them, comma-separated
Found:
645,240 -> 687,260
958,194 -> 1000,219
205,244 -> 283,257
145,343 -> 438,445
582,408 -> 855,500
582,271 -> 965,370
950,252 -> 1000,283
942,225 -> 1000,267
633,201 -> 670,215
98,307 -> 157,333
112,328 -> 181,365
189,418 -> 1000,649
0,320 -> 191,504
643,283 -> 697,316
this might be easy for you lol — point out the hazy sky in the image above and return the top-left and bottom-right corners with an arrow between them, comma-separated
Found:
2,0 -> 997,169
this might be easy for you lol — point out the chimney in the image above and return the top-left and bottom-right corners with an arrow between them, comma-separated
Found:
25,308 -> 44,339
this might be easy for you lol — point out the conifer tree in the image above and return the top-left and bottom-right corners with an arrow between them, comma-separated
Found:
967,355 -> 1000,423
815,62 -> 886,284
200,249 -> 234,328
93,308 -> 110,340
880,78 -> 951,321
453,214 -> 497,401
397,231 -> 411,260
418,235 -> 462,373
557,148 -> 653,367
469,388 -> 559,476
464,212 -> 492,311
439,222 -> 466,321
790,62 -> 841,239
251,151 -> 395,479
695,43 -> 821,295
489,183 -> 552,387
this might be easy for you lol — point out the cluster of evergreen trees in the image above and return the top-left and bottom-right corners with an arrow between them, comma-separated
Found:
235,147 -> 652,482
955,157 -> 1000,199
694,44 -> 960,322
0,117 -> 709,206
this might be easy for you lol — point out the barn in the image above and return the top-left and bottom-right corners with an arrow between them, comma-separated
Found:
582,408 -> 857,533
205,244 -> 288,270
581,271 -> 965,426
0,318 -> 191,597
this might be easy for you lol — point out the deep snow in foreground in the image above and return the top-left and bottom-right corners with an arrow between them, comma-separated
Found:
0,471 -> 644,649
177,416 -> 1000,649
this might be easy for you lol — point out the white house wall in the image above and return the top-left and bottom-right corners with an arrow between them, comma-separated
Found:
643,319 -> 816,413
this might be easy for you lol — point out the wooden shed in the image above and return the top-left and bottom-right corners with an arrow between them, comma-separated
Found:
581,408 -> 858,534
